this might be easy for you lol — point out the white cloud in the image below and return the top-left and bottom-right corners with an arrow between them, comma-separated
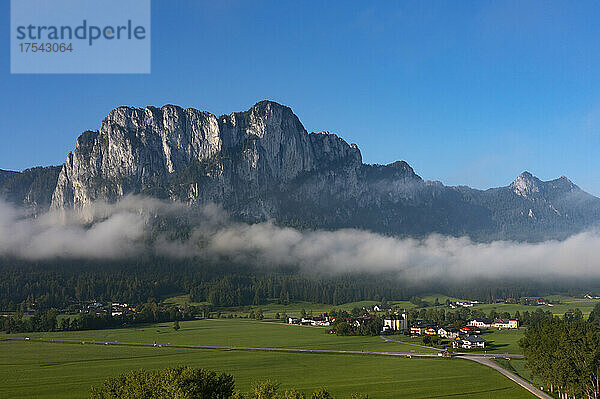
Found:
1,196 -> 599,281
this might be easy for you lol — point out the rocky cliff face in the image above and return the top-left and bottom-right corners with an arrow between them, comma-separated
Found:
0,166 -> 61,212
51,101 -> 363,214
2,100 -> 595,241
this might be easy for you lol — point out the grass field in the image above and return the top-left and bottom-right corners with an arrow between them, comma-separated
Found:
6,294 -> 596,398
6,319 -> 437,353
163,294 -> 465,320
478,329 -> 525,354
493,358 -> 545,391
157,293 -> 599,358
0,338 -> 537,399
391,327 -> 526,354
165,293 -> 600,321
459,295 -> 599,318
164,296 -> 383,319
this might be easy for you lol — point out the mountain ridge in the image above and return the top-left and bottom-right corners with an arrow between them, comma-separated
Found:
1,100 -> 599,241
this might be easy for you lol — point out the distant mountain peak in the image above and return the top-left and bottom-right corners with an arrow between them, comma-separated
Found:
508,171 -> 582,200
511,171 -> 541,198
549,175 -> 578,193
517,170 -> 534,179
250,99 -> 289,110
555,175 -> 574,185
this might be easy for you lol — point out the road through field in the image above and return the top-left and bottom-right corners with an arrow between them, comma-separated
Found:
377,335 -> 552,399
0,336 -> 441,357
379,334 -> 445,352
465,356 -> 553,399
2,336 -> 544,398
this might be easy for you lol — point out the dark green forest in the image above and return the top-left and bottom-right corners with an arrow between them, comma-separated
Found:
1,256 -> 598,313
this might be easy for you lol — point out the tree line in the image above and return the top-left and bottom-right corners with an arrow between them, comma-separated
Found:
331,317 -> 382,337
0,300 -> 201,334
2,255 -> 599,312
188,274 -> 415,308
0,257 -> 414,311
519,303 -> 600,399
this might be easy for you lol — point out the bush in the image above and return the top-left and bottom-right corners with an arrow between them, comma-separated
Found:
89,366 -> 234,399
311,388 -> 333,399
91,368 -> 360,399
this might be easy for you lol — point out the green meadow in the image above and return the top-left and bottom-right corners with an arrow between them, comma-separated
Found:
163,296 -> 383,319
494,358 -> 543,388
471,295 -> 599,318
1,338 -> 536,399
165,293 -> 600,320
5,317 -> 527,355
5,294 -> 597,398
6,319 -> 436,353
478,329 -> 525,354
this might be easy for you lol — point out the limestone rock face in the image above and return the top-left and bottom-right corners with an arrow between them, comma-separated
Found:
51,101 -> 364,213
511,172 -> 541,198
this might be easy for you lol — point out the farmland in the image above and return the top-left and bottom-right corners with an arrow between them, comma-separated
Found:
1,319 -> 537,399
478,329 -> 524,354
164,293 -> 600,320
472,295 -> 599,318
4,294 -> 598,398
5,319 -> 437,353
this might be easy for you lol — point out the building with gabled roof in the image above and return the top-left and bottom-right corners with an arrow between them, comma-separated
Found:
453,335 -> 486,349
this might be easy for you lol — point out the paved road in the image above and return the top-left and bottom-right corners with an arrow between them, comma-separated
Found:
465,356 -> 553,399
0,336 -> 440,357
3,336 -> 542,398
379,334 -> 444,352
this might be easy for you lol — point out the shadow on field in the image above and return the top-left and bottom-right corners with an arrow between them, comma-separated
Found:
35,352 -> 183,367
426,386 -> 515,398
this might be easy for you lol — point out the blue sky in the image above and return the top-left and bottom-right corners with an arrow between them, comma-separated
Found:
2,1 -> 600,194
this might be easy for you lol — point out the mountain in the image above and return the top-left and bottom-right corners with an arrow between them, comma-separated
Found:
51,101 -> 363,212
2,101 -> 599,241
462,172 -> 600,240
0,166 -> 62,211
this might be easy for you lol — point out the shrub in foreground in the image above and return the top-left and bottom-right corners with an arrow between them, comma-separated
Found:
90,366 -> 234,399
90,367 -> 369,399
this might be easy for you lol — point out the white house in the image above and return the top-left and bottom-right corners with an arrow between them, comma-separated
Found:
383,313 -> 407,332
467,318 -> 492,329
456,301 -> 474,308
373,304 -> 391,312
492,319 -> 519,329
299,317 -> 331,327
453,335 -> 486,349
410,323 -> 436,335
437,327 -> 461,339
